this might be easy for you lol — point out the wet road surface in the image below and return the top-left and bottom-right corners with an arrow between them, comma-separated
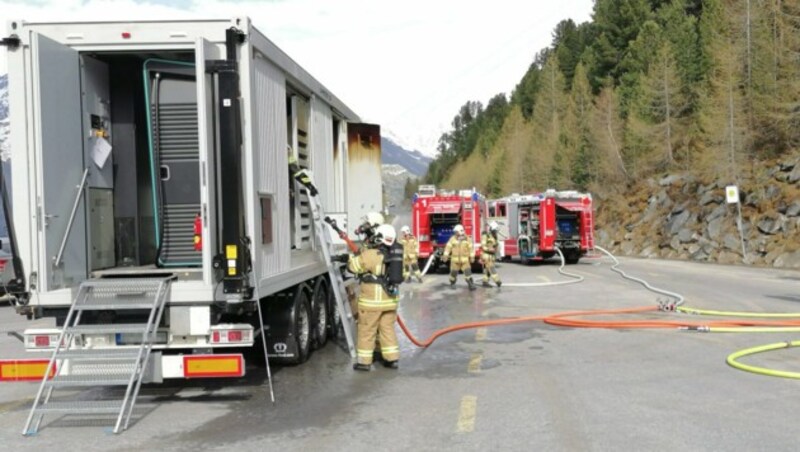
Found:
1,256 -> 800,451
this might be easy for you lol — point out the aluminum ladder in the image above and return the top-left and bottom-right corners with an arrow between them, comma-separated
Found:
22,276 -> 174,435
307,194 -> 357,359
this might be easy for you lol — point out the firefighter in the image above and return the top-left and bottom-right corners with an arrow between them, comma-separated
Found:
347,224 -> 402,371
355,211 -> 385,247
481,221 -> 502,288
287,145 -> 318,196
400,226 -> 423,283
442,224 -> 476,291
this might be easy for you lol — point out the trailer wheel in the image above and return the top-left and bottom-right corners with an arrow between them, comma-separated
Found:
312,277 -> 330,349
290,290 -> 312,364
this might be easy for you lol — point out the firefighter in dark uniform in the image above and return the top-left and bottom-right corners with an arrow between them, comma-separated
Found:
347,224 -> 402,371
481,221 -> 502,288
400,226 -> 424,283
442,224 -> 476,290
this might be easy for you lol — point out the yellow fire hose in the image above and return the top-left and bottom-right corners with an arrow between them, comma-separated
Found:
675,306 -> 800,378
726,340 -> 800,379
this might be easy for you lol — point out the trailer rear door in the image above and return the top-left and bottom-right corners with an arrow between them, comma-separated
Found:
32,33 -> 87,291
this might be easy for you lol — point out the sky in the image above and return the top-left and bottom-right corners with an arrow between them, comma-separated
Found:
0,0 -> 594,156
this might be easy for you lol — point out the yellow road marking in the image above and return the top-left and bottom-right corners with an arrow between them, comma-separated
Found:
456,395 -> 477,433
537,275 -> 551,283
468,353 -> 482,374
475,328 -> 487,341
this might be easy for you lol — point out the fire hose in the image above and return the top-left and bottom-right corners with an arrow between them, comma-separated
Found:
326,218 -> 800,377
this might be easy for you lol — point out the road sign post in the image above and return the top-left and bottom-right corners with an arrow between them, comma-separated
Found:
725,185 -> 748,264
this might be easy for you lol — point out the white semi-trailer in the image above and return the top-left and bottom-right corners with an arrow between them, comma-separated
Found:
1,16 -> 382,385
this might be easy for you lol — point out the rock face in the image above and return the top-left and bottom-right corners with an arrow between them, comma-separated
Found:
595,155 -> 800,269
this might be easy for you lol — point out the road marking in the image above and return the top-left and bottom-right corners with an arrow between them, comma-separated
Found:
537,275 -> 551,283
475,328 -> 487,341
468,353 -> 482,373
456,395 -> 477,433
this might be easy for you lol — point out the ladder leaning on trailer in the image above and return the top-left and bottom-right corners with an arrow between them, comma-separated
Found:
289,166 -> 357,359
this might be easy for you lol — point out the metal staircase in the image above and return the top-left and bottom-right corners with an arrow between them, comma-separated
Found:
22,276 -> 174,435
307,193 -> 357,359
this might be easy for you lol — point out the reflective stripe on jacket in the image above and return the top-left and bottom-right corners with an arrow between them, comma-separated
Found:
347,248 -> 399,311
401,236 -> 419,260
481,233 -> 497,255
443,235 -> 474,264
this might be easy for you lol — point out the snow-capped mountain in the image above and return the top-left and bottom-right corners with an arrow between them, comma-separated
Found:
381,134 -> 432,177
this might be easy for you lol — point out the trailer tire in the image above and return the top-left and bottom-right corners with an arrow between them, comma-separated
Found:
312,277 -> 330,349
290,289 -> 312,365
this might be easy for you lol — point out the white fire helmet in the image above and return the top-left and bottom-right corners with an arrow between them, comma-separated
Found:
489,221 -> 499,232
364,212 -> 385,228
454,225 -> 465,235
401,225 -> 411,235
376,224 -> 397,246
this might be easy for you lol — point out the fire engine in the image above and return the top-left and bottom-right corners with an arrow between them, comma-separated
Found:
412,185 -> 485,269
486,189 -> 594,264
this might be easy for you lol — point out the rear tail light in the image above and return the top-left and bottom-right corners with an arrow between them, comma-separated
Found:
209,327 -> 252,344
25,333 -> 61,350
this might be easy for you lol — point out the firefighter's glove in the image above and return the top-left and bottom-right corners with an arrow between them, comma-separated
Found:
332,254 -> 350,264
442,255 -> 449,263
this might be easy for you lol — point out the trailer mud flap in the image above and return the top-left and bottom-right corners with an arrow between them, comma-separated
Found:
259,294 -> 300,359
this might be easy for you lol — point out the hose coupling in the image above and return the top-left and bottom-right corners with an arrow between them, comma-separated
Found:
679,326 -> 710,332
658,299 -> 677,311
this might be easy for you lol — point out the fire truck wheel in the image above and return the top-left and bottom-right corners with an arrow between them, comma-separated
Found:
564,251 -> 580,265
312,277 -> 330,349
290,290 -> 312,364
471,262 -> 484,274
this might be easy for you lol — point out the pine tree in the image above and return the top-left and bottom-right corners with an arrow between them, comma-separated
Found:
592,85 -> 629,181
561,62 -> 596,189
529,55 -> 567,190
629,41 -> 689,167
697,0 -> 749,181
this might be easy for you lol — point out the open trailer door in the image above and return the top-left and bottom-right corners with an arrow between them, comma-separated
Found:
32,33 -> 87,291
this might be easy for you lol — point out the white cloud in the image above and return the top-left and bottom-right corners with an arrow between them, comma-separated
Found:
0,0 -> 594,156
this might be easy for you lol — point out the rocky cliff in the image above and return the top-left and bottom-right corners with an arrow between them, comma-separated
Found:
596,153 -> 800,268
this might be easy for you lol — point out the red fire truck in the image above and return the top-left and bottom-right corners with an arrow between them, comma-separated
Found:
486,190 -> 594,264
412,185 -> 486,269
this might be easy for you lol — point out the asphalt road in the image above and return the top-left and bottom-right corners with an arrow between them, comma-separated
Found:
1,256 -> 799,451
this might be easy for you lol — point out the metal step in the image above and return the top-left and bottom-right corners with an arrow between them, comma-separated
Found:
34,400 -> 154,415
56,349 -> 141,360
45,375 -> 131,387
23,275 -> 174,435
34,400 -> 125,414
65,324 -> 151,335
76,302 -> 155,311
